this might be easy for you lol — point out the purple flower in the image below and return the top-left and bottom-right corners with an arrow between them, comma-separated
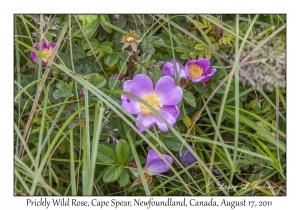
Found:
30,41 -> 56,65
121,74 -> 183,132
179,147 -> 197,167
130,149 -> 173,186
184,58 -> 216,82
162,59 -> 187,80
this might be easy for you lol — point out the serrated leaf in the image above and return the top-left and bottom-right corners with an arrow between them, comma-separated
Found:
152,36 -> 165,44
262,100 -> 271,112
205,48 -> 211,60
116,140 -> 130,164
117,17 -> 126,29
164,137 -> 182,152
239,22 -> 248,31
211,82 -> 226,94
97,145 -> 116,163
227,37 -> 231,46
183,89 -> 196,107
79,15 -> 101,38
73,44 -> 86,60
106,53 -> 119,66
101,41 -> 113,47
87,73 -> 107,88
141,43 -> 155,54
56,81 -> 68,90
194,82 -> 205,93
53,90 -> 63,99
99,45 -> 113,54
194,44 -> 206,51
109,76 -> 118,90
119,170 -> 129,187
103,163 -> 122,183
83,41 -> 99,50
86,50 -> 93,56
249,99 -> 261,112
100,15 -> 112,33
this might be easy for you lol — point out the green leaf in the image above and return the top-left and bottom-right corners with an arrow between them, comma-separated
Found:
211,81 -> 227,94
53,90 -> 64,99
164,136 -> 182,152
99,44 -> 113,54
83,41 -> 99,50
194,82 -> 205,93
73,44 -> 86,59
86,50 -> 94,56
53,81 -> 69,99
194,44 -> 206,51
100,15 -> 112,33
103,163 -> 123,183
56,81 -> 68,90
101,41 -> 113,47
78,15 -> 101,38
97,145 -> 116,163
249,99 -> 261,112
183,89 -> 196,107
141,43 -> 155,54
152,36 -> 165,44
119,170 -> 129,187
116,140 -> 130,164
109,76 -> 118,90
117,17 -> 126,29
262,100 -> 272,112
205,48 -> 211,60
106,53 -> 119,66
86,73 -> 107,88
239,22 -> 248,32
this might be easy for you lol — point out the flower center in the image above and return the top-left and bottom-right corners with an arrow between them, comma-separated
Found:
42,49 -> 52,62
188,64 -> 203,79
137,172 -> 152,186
139,92 -> 162,116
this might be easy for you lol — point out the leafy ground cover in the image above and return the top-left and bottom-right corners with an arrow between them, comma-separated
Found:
14,14 -> 286,196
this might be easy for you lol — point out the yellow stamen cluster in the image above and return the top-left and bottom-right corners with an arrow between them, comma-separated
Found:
188,64 -> 203,79
122,30 -> 140,44
42,49 -> 52,62
139,92 -> 162,116
137,172 -> 152,186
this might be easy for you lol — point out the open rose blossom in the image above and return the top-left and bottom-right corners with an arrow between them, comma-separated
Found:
184,58 -> 216,83
162,59 -> 187,80
31,41 -> 56,65
179,147 -> 197,167
130,149 -> 173,186
121,74 -> 183,132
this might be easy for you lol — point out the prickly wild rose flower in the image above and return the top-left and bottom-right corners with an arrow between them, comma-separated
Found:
185,58 -> 216,83
30,41 -> 56,65
162,59 -> 187,80
179,147 -> 197,167
121,74 -> 183,132
130,149 -> 173,186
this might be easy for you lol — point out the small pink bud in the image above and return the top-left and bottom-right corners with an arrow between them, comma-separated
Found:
180,78 -> 187,85
79,87 -> 85,97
